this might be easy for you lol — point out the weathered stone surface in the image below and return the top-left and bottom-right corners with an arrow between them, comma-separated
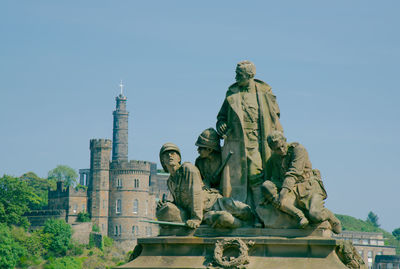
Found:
118,234 -> 347,268
216,60 -> 283,209
157,143 -> 255,230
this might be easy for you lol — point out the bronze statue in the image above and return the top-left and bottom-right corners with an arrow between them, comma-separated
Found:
156,143 -> 254,229
260,131 -> 342,233
216,60 -> 283,211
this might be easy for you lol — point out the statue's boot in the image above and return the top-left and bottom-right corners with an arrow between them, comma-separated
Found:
204,211 -> 243,229
280,202 -> 309,228
327,211 -> 342,234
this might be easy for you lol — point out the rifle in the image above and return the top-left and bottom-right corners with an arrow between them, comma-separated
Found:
140,219 -> 187,227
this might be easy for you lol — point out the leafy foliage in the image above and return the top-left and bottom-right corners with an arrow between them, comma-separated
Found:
393,228 -> 400,241
77,212 -> 91,222
44,256 -> 84,269
336,214 -> 381,232
0,175 -> 41,227
92,223 -> 100,232
43,219 -> 72,256
366,211 -> 380,227
48,165 -> 78,187
103,236 -> 113,248
0,224 -> 26,269
20,172 -> 57,210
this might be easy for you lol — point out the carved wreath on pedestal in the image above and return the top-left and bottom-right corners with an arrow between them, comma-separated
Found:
208,238 -> 254,269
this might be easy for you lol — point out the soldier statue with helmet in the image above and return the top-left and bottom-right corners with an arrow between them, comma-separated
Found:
156,142 -> 255,229
194,128 -> 222,191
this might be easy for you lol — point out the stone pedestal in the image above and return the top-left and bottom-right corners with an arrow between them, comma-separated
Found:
118,228 -> 348,269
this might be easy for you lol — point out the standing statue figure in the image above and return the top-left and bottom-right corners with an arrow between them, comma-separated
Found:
156,143 -> 254,229
260,131 -> 342,233
195,128 -> 222,191
216,60 -> 283,210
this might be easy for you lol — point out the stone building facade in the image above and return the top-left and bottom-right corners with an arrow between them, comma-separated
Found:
374,255 -> 400,269
334,231 -> 397,269
83,92 -> 166,250
27,91 -> 168,251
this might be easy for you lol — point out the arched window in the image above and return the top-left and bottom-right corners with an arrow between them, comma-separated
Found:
116,199 -> 122,214
133,199 -> 139,214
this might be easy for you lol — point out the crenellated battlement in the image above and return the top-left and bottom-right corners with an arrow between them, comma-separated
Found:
48,184 -> 88,199
90,139 -> 112,150
110,160 -> 152,171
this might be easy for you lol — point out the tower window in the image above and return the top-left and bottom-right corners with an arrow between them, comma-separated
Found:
145,200 -> 148,215
133,199 -> 139,214
134,179 -> 140,188
117,178 -> 122,188
116,199 -> 122,214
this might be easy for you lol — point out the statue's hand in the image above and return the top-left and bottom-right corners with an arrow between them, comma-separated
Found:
157,200 -> 166,209
217,122 -> 228,136
186,219 -> 201,229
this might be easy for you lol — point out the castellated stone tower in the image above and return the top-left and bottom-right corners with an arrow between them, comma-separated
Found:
112,94 -> 129,161
89,138 -> 112,235
109,160 -> 155,249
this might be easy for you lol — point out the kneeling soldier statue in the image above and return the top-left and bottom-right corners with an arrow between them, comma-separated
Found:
260,131 -> 342,234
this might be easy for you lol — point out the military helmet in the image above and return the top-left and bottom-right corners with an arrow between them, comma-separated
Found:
159,143 -> 181,172
195,128 -> 221,152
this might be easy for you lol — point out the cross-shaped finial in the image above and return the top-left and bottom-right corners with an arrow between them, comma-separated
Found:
119,80 -> 124,95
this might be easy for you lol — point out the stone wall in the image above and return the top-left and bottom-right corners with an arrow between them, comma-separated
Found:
26,209 -> 67,229
71,222 -> 92,244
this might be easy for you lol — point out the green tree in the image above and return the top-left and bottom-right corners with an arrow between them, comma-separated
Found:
0,223 -> 26,269
43,219 -> 72,256
76,212 -> 91,222
393,228 -> 400,241
366,211 -> 380,228
0,175 -> 40,227
48,165 -> 78,187
20,172 -> 57,210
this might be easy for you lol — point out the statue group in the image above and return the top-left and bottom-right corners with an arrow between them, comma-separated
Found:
156,60 -> 341,235
124,61 -> 366,269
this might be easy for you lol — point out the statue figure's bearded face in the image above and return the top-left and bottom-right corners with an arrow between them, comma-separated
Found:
161,150 -> 181,171
235,68 -> 252,87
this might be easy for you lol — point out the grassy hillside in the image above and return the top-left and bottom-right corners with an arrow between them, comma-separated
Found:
336,214 -> 400,254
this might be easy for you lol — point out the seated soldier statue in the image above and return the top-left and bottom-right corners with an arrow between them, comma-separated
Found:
260,131 -> 342,234
195,128 -> 222,191
156,143 -> 254,229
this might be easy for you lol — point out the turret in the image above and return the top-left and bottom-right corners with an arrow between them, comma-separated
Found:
112,82 -> 129,161
89,138 -> 112,234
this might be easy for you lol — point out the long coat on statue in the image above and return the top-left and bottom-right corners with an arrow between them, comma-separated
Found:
216,79 -> 283,203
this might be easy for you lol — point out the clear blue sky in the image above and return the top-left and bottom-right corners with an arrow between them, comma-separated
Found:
1,1 -> 399,232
